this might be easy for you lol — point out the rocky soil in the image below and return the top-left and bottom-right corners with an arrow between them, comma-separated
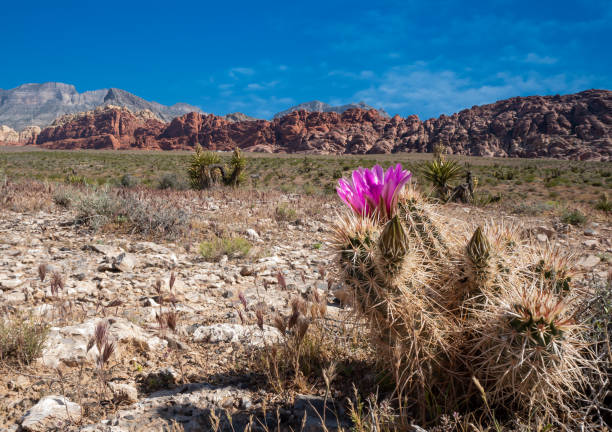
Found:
31,90 -> 612,160
0,191 -> 610,431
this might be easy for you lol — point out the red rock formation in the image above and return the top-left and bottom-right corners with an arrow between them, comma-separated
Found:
36,106 -> 165,150
34,90 -> 612,160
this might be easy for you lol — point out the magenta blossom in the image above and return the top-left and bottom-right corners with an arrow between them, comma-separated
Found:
337,164 -> 412,219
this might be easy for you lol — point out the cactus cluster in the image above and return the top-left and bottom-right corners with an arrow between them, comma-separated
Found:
331,164 -> 596,424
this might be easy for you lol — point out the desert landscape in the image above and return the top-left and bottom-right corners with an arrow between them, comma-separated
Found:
2,1 -> 612,430
0,144 -> 610,431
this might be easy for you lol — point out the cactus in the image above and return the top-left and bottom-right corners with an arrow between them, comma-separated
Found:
331,164 -> 597,424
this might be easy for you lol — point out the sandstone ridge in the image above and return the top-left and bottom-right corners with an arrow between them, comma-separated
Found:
33,90 -> 612,160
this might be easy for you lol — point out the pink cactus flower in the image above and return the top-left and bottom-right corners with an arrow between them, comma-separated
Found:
336,164 -> 412,219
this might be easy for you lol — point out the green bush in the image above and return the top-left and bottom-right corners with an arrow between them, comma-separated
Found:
595,193 -> 611,213
199,236 -> 251,261
158,173 -> 186,190
53,189 -> 74,208
120,174 -> 139,188
275,203 -> 298,222
0,315 -> 49,365
561,209 -> 587,226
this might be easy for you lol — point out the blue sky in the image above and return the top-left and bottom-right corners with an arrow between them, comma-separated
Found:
2,0 -> 610,119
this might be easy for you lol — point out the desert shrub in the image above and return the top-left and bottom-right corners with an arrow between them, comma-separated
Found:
0,178 -> 55,212
158,173 -> 187,190
0,315 -> 49,365
120,194 -> 189,237
119,173 -> 139,188
595,193 -> 611,213
75,187 -> 122,231
199,235 -> 251,261
302,184 -> 316,195
511,201 -> 554,215
53,189 -> 74,208
274,202 -> 298,222
560,208 -> 587,226
75,187 -> 189,238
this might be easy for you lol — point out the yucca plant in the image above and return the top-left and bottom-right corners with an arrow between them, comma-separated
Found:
188,145 -> 247,189
223,147 -> 246,187
188,144 -> 223,189
422,156 -> 463,201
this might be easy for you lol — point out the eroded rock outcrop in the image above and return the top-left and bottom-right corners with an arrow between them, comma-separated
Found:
35,105 -> 166,149
33,90 -> 612,160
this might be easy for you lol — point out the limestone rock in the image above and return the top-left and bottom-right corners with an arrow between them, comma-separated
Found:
19,395 -> 81,431
108,382 -> 139,403
112,252 -> 136,272
191,323 -> 282,347
577,254 -> 601,269
42,318 -> 166,368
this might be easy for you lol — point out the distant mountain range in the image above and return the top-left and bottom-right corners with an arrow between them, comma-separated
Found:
25,89 -> 612,161
0,82 -> 391,131
0,82 -> 203,130
273,100 -> 389,119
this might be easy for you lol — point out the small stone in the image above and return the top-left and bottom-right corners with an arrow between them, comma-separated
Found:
577,254 -> 600,269
0,279 -> 24,290
584,228 -> 597,236
245,229 -> 260,241
113,253 -> 136,272
108,382 -> 138,403
240,266 -> 254,276
583,239 -> 599,248
536,234 -> 548,243
20,395 -> 81,431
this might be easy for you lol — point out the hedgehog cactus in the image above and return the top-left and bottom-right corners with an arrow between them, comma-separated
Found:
467,226 -> 491,270
331,164 -> 597,424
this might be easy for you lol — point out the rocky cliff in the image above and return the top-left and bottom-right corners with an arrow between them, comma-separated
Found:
0,124 -> 41,145
273,100 -> 390,119
0,82 -> 202,131
33,90 -> 612,160
35,106 -> 165,149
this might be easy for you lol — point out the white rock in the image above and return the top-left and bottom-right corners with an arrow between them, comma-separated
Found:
108,382 -> 138,403
192,323 -> 282,347
536,234 -> 548,243
42,318 -> 166,368
245,229 -> 260,241
112,253 -> 136,272
20,395 -> 81,431
0,278 -> 24,290
577,254 -> 600,269
88,244 -> 123,257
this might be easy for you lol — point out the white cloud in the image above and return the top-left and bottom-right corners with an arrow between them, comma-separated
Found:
351,63 -> 593,118
524,53 -> 558,65
229,67 -> 255,78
